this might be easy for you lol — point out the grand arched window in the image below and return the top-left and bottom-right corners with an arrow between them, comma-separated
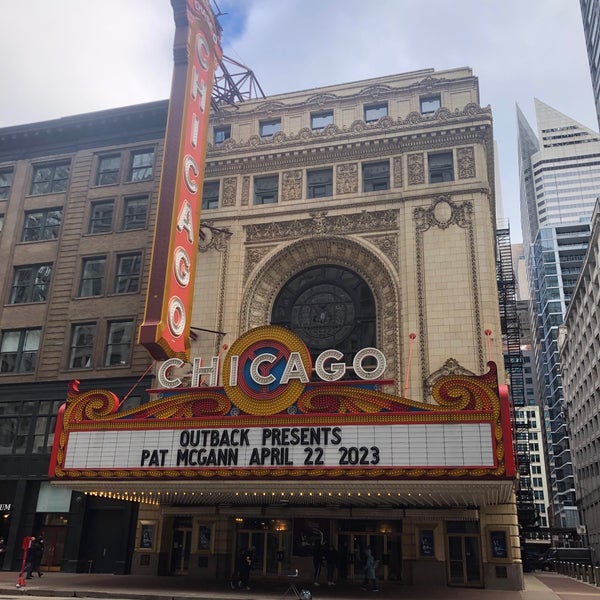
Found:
271,265 -> 376,376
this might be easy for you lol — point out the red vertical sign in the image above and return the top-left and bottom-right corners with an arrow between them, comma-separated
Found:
139,0 -> 222,360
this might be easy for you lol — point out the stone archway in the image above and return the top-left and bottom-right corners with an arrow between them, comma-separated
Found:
240,236 -> 401,389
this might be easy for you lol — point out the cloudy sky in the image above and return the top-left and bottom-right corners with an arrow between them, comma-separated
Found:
1,0 -> 597,242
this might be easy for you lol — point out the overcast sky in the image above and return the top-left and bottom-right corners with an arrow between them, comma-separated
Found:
1,0 -> 597,243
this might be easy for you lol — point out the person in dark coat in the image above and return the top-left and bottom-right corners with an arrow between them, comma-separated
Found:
313,540 -> 323,586
25,537 -> 43,578
326,544 -> 338,585
231,548 -> 252,590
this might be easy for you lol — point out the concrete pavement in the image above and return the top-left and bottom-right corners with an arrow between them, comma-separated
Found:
0,571 -> 599,600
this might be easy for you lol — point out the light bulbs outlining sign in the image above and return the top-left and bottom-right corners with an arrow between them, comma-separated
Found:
157,325 -> 387,415
139,0 -> 222,361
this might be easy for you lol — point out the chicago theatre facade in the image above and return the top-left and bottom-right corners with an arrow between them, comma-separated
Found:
48,66 -> 521,589
0,4 -> 519,587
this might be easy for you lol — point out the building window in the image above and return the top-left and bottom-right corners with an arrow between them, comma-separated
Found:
89,200 -> 114,234
420,94 -> 441,115
115,252 -> 142,294
0,214 -> 4,233
0,170 -> 13,200
259,119 -> 281,138
68,323 -> 96,369
214,125 -> 231,144
9,264 -> 52,304
32,400 -> 63,454
254,175 -> 279,204
362,161 -> 390,192
202,181 -> 220,209
0,328 -> 41,373
128,150 -> 154,182
104,320 -> 134,366
428,151 -> 454,183
30,162 -> 70,195
122,196 -> 148,230
96,154 -> 121,186
307,168 -> 333,198
364,103 -> 388,122
311,111 -> 333,130
79,257 -> 106,297
21,208 -> 62,242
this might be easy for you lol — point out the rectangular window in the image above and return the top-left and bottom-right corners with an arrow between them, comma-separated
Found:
104,320 -> 134,366
362,161 -> 390,192
30,162 -> 70,195
21,208 -> 62,242
79,257 -> 106,297
420,94 -> 441,115
114,252 -> 142,294
122,196 -> 148,230
0,328 -> 41,373
364,103 -> 388,122
0,400 -> 35,455
89,200 -> 114,234
129,150 -> 154,182
214,125 -> 231,144
259,119 -> 281,138
32,400 -> 63,454
311,111 -> 334,130
9,264 -> 52,304
0,170 -> 13,200
96,154 -> 121,186
307,168 -> 333,198
68,323 -> 96,369
428,151 -> 454,183
254,175 -> 279,205
202,181 -> 220,210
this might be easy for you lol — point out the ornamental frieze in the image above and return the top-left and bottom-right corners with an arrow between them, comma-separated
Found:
336,163 -> 358,194
457,146 -> 476,179
245,209 -> 398,242
407,153 -> 425,185
222,177 -> 237,206
282,170 -> 303,201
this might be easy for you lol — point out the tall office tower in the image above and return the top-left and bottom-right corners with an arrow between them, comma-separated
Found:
580,0 -> 600,128
517,99 -> 600,529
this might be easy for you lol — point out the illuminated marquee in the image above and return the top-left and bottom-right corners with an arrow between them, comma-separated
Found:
139,0 -> 222,361
50,326 -> 516,481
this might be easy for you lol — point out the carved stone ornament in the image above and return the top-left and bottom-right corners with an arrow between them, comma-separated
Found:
241,176 -> 250,206
336,163 -> 358,195
370,235 -> 399,265
413,195 -> 473,232
457,146 -> 476,179
282,170 -> 303,201
393,155 -> 403,188
198,222 -> 231,253
424,358 -> 476,396
222,177 -> 237,206
407,153 -> 425,185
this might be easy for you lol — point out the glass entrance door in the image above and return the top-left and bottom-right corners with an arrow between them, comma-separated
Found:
171,527 -> 192,574
447,534 -> 482,586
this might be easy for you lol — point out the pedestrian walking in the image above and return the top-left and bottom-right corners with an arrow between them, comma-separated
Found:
312,540 -> 323,586
0,536 -> 6,570
25,537 -> 43,579
230,548 -> 252,591
360,546 -> 378,592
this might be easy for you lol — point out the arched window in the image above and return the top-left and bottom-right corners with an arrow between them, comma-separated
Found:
271,265 -> 376,375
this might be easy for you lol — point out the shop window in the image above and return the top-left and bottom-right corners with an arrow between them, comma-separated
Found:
428,151 -> 454,183
21,208 -> 62,242
364,103 -> 388,123
79,257 -> 106,297
307,168 -> 333,198
30,162 -> 70,195
202,181 -> 220,209
254,175 -> 279,204
9,264 -> 52,304
96,154 -> 121,186
0,328 -> 41,373
362,161 -> 390,192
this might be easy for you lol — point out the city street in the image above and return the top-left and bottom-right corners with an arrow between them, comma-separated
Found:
0,571 -> 600,600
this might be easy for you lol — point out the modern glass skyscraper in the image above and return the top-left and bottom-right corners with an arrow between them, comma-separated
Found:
580,0 -> 600,128
518,99 -> 600,528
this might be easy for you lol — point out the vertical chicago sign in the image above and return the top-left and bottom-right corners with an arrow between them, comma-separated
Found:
139,0 -> 222,360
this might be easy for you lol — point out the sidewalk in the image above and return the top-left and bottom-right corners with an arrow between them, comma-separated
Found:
0,571 -> 599,600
